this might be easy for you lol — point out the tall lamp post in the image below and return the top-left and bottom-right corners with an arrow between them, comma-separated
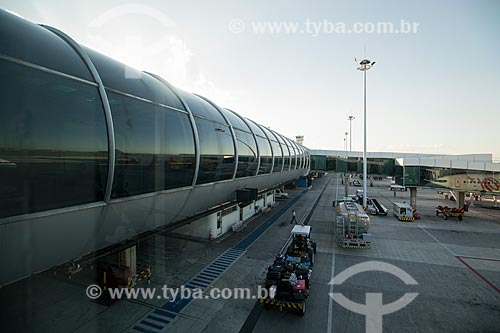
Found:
356,59 -> 375,209
344,132 -> 348,156
347,115 -> 355,152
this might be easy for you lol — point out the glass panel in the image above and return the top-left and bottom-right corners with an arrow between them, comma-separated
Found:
404,166 -> 421,186
234,129 -> 258,177
220,108 -> 249,131
277,134 -> 290,171
195,118 -> 235,184
259,127 -> 282,173
0,59 -> 108,218
287,139 -> 297,169
245,119 -> 266,137
0,10 -> 93,81
180,92 -> 226,124
299,148 -> 303,169
85,48 -> 184,110
294,143 -> 303,169
256,137 -> 272,174
311,155 -> 326,171
108,91 -> 195,198
271,140 -> 283,172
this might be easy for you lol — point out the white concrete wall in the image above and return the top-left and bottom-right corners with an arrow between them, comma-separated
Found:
254,199 -> 264,213
175,213 -> 218,240
221,210 -> 239,235
242,202 -> 255,221
265,193 -> 275,208
174,199 -> 266,240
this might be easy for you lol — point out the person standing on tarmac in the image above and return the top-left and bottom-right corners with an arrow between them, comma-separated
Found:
290,209 -> 297,224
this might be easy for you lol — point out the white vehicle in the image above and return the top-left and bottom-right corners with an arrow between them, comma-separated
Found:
393,202 -> 414,222
275,189 -> 289,199
390,184 -> 406,192
352,179 -> 361,186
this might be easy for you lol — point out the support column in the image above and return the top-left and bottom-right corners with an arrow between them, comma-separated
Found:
124,246 -> 137,277
409,187 -> 417,211
458,191 -> 465,210
344,174 -> 349,198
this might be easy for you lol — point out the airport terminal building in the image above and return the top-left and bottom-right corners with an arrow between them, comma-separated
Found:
310,149 -> 500,190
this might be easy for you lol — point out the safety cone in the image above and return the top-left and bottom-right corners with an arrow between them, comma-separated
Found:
209,229 -> 213,241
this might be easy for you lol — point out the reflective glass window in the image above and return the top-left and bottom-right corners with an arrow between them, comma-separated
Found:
0,10 -> 93,81
245,119 -> 266,137
180,92 -> 226,124
220,109 -> 249,131
286,138 -> 297,169
256,137 -> 272,174
86,48 -> 184,110
300,147 -> 305,168
277,134 -> 290,171
108,92 -> 195,198
234,129 -> 258,177
259,127 -> 282,173
293,142 -> 303,169
271,140 -> 283,172
0,59 -> 108,218
195,118 -> 235,184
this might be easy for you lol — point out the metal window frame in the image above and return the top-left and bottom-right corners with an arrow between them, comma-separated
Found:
104,86 -> 189,115
284,137 -> 297,170
42,25 -> 116,202
275,132 -> 291,172
230,110 -> 260,177
0,53 -> 98,87
269,129 -> 285,173
195,94 -> 239,180
146,72 -> 201,187
251,121 -> 275,174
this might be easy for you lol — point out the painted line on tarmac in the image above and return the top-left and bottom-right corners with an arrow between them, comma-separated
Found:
418,225 -> 456,256
327,173 -> 339,333
420,225 -> 500,295
327,247 -> 336,333
455,256 -> 500,294
456,255 -> 500,262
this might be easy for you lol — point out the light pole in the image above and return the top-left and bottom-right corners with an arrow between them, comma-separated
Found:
357,58 -> 375,209
344,132 -> 348,156
347,115 -> 355,152
344,132 -> 349,197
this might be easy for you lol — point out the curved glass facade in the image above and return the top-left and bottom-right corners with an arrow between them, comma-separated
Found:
275,133 -> 290,171
108,91 -> 195,198
86,48 -> 184,110
285,137 -> 297,169
221,108 -> 248,131
194,117 -> 235,184
0,10 -> 93,81
234,129 -> 258,177
255,136 -> 273,174
180,92 -> 227,124
0,9 -> 309,218
0,59 -> 108,218
261,127 -> 283,173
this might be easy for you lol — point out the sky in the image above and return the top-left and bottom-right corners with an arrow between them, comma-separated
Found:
2,0 -> 499,160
